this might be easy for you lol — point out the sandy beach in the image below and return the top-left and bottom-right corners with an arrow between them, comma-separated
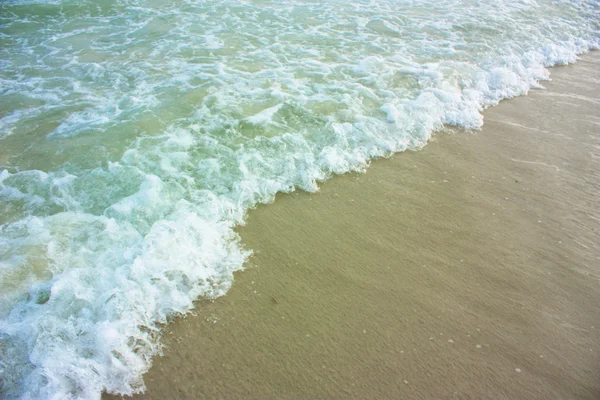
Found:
110,51 -> 600,400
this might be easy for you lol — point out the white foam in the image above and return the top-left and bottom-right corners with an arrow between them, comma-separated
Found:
244,104 -> 283,126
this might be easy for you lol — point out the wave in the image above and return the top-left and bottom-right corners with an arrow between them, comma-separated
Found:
0,0 -> 598,398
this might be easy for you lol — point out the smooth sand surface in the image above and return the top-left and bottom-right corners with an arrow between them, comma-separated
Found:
110,51 -> 600,399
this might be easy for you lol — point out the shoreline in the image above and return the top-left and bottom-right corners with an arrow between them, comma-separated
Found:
108,50 -> 600,399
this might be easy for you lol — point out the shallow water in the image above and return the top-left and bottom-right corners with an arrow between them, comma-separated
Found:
0,0 -> 598,398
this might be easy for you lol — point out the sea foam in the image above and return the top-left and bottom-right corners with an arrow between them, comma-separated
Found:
0,0 -> 599,398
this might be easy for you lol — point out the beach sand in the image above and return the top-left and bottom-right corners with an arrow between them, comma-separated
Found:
110,51 -> 600,399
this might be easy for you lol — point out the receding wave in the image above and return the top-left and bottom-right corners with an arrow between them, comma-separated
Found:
0,0 -> 598,398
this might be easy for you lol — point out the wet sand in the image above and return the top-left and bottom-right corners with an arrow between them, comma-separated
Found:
112,51 -> 600,399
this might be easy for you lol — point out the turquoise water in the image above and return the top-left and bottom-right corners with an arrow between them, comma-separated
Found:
0,0 -> 598,398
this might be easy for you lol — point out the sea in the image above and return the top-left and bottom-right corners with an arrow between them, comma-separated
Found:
0,0 -> 598,398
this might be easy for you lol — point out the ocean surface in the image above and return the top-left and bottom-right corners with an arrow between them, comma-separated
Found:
0,0 -> 598,398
